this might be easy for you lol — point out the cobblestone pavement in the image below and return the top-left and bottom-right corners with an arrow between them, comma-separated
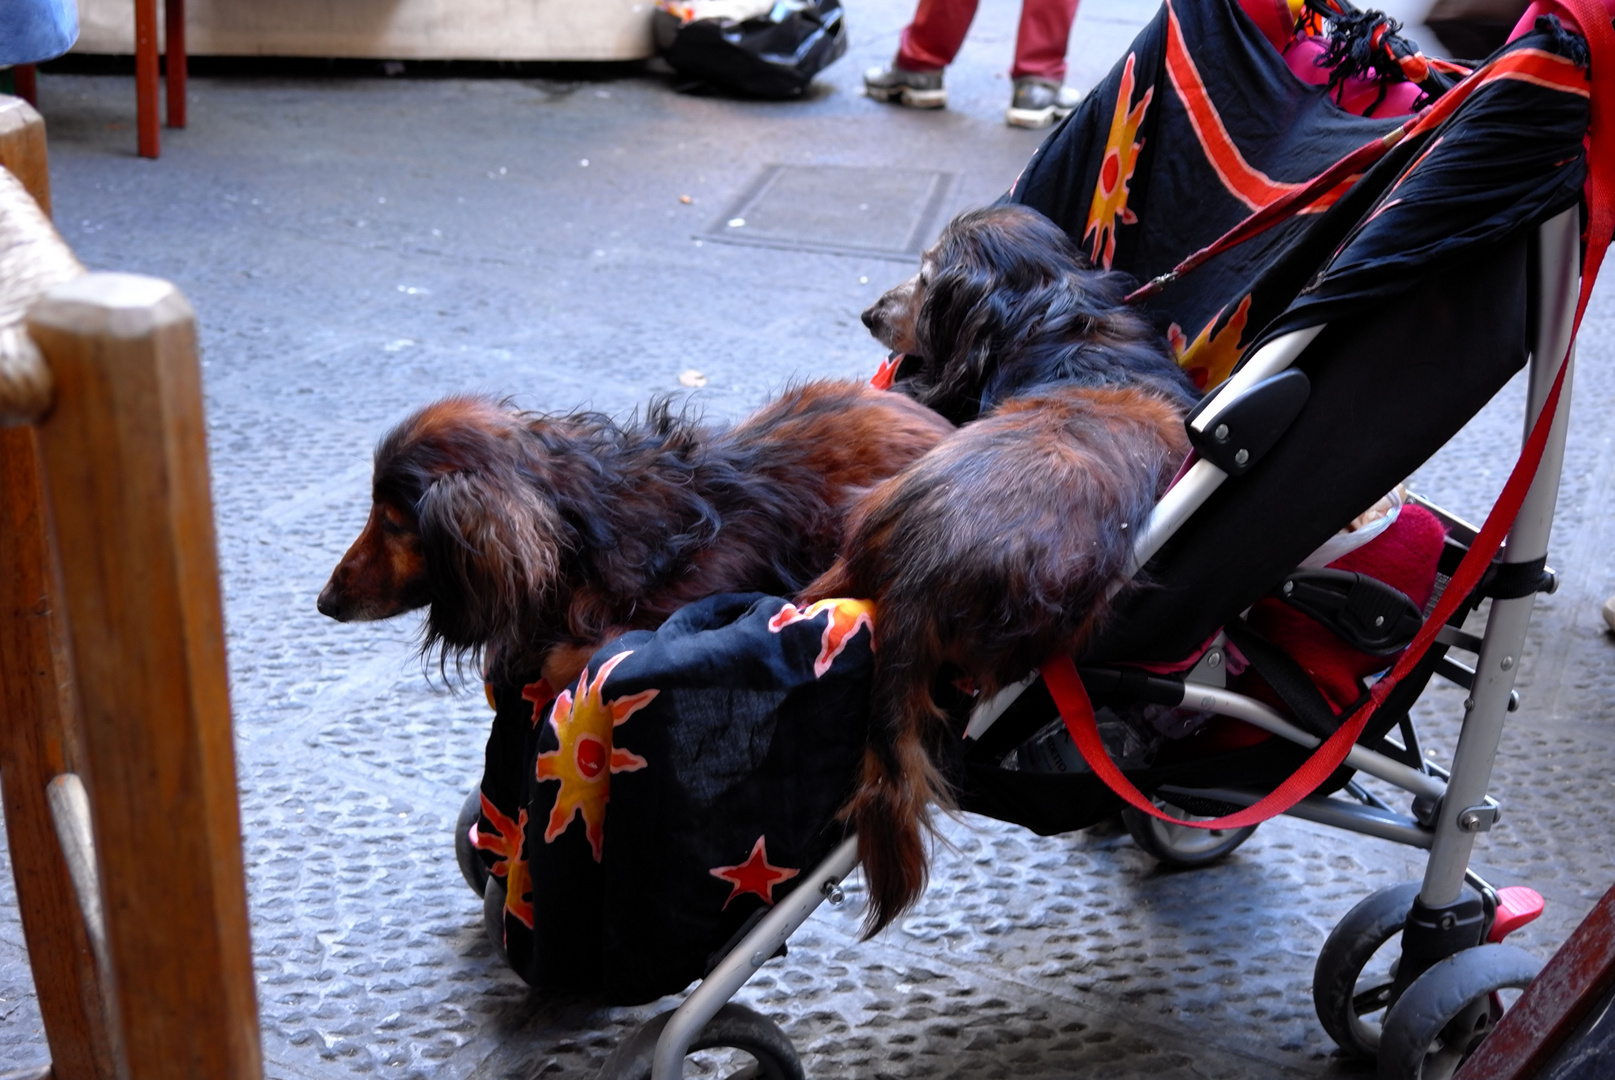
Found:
4,1 -> 1614,1077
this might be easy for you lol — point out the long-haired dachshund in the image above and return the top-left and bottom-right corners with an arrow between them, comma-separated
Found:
862,204 -> 1199,424
318,380 -> 953,694
801,383 -> 1191,934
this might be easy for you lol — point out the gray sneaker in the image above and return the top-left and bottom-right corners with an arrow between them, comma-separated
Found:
864,64 -> 947,109
1005,78 -> 1082,129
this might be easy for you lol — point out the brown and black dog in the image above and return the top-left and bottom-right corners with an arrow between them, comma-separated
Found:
318,380 -> 953,696
801,383 -> 1191,934
862,204 -> 1198,424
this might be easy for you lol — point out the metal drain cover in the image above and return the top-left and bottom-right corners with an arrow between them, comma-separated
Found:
703,164 -> 955,260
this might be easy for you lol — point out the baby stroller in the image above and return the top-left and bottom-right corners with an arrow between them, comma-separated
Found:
457,1 -> 1613,1077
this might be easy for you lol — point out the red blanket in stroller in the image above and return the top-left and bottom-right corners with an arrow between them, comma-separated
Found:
472,0 -> 1594,1003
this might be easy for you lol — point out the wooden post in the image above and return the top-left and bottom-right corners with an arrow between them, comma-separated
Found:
165,0 -> 187,129
134,0 -> 160,157
0,167 -> 119,1080
1454,881 -> 1615,1080
0,97 -> 51,218
26,273 -> 262,1080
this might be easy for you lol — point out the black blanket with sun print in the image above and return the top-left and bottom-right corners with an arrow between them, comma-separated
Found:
1007,0 -> 1588,391
470,593 -> 872,1004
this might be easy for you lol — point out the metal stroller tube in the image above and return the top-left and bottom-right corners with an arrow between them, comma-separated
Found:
1415,205 -> 1581,911
650,836 -> 860,1080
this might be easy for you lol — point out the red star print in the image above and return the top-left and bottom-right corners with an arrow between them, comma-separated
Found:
709,835 -> 800,909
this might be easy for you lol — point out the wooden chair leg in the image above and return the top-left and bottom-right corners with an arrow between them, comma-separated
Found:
134,0 -> 159,157
27,273 -> 262,1080
0,430 -> 122,1080
13,65 -> 38,107
165,0 -> 186,129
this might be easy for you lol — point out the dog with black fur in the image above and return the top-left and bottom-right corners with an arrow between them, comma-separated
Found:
862,203 -> 1198,423
816,203 -> 1200,934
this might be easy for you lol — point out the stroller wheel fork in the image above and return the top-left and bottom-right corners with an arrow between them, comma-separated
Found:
598,837 -> 860,1080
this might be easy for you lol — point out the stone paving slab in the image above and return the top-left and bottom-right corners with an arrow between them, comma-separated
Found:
3,0 -> 1614,1076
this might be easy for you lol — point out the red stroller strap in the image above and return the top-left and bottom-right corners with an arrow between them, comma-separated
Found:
1046,0 -> 1613,829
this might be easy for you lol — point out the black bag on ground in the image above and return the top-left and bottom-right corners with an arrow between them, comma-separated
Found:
653,0 -> 847,98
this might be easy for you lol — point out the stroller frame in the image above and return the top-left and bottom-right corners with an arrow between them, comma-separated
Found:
608,205 -> 1583,1080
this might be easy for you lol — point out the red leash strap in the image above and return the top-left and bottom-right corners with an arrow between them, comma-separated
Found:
1048,0 -> 1613,829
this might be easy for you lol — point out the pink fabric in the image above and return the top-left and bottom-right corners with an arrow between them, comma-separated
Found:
1513,0 -> 1615,41
896,0 -> 1082,82
1282,35 -> 1426,117
1239,0 -> 1298,52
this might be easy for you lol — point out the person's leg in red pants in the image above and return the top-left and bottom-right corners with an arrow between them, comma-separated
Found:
894,0 -> 980,72
1010,0 -> 1082,84
867,0 -> 1083,125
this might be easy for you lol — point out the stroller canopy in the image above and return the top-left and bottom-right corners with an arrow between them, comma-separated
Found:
1005,0 -> 1592,663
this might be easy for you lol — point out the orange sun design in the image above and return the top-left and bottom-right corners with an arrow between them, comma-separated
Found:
1171,294 -> 1253,391
533,650 -> 658,862
709,835 -> 800,909
472,794 -> 534,927
1084,51 -> 1153,269
768,598 -> 875,677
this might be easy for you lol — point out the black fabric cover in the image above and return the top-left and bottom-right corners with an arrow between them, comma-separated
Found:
1003,0 -> 1587,663
1009,0 -> 1586,388
475,593 -> 869,1003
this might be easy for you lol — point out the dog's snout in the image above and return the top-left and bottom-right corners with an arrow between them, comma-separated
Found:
861,304 -> 878,331
316,577 -> 347,621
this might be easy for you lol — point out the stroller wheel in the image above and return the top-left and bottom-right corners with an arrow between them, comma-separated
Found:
1121,800 -> 1257,868
1313,881 -> 1423,1059
596,1002 -> 804,1080
1376,943 -> 1541,1080
455,784 -> 490,896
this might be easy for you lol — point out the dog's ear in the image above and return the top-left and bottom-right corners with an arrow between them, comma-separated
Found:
415,467 -> 566,652
915,257 -> 1018,420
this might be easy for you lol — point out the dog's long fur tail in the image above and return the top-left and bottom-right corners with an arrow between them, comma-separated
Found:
804,552 -> 956,936
803,384 -> 1191,936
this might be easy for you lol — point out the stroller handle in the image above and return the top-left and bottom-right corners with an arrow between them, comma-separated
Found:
1128,325 -> 1324,576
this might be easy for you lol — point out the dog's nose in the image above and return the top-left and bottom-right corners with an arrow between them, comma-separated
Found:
316,580 -> 344,620
861,305 -> 877,330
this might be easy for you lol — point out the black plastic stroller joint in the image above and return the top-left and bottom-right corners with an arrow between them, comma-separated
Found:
1276,568 -> 1424,655
1477,555 -> 1557,600
1184,368 -> 1311,477
1396,892 -> 1488,995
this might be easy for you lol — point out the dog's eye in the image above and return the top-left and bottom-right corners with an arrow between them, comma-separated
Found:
379,505 -> 414,535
